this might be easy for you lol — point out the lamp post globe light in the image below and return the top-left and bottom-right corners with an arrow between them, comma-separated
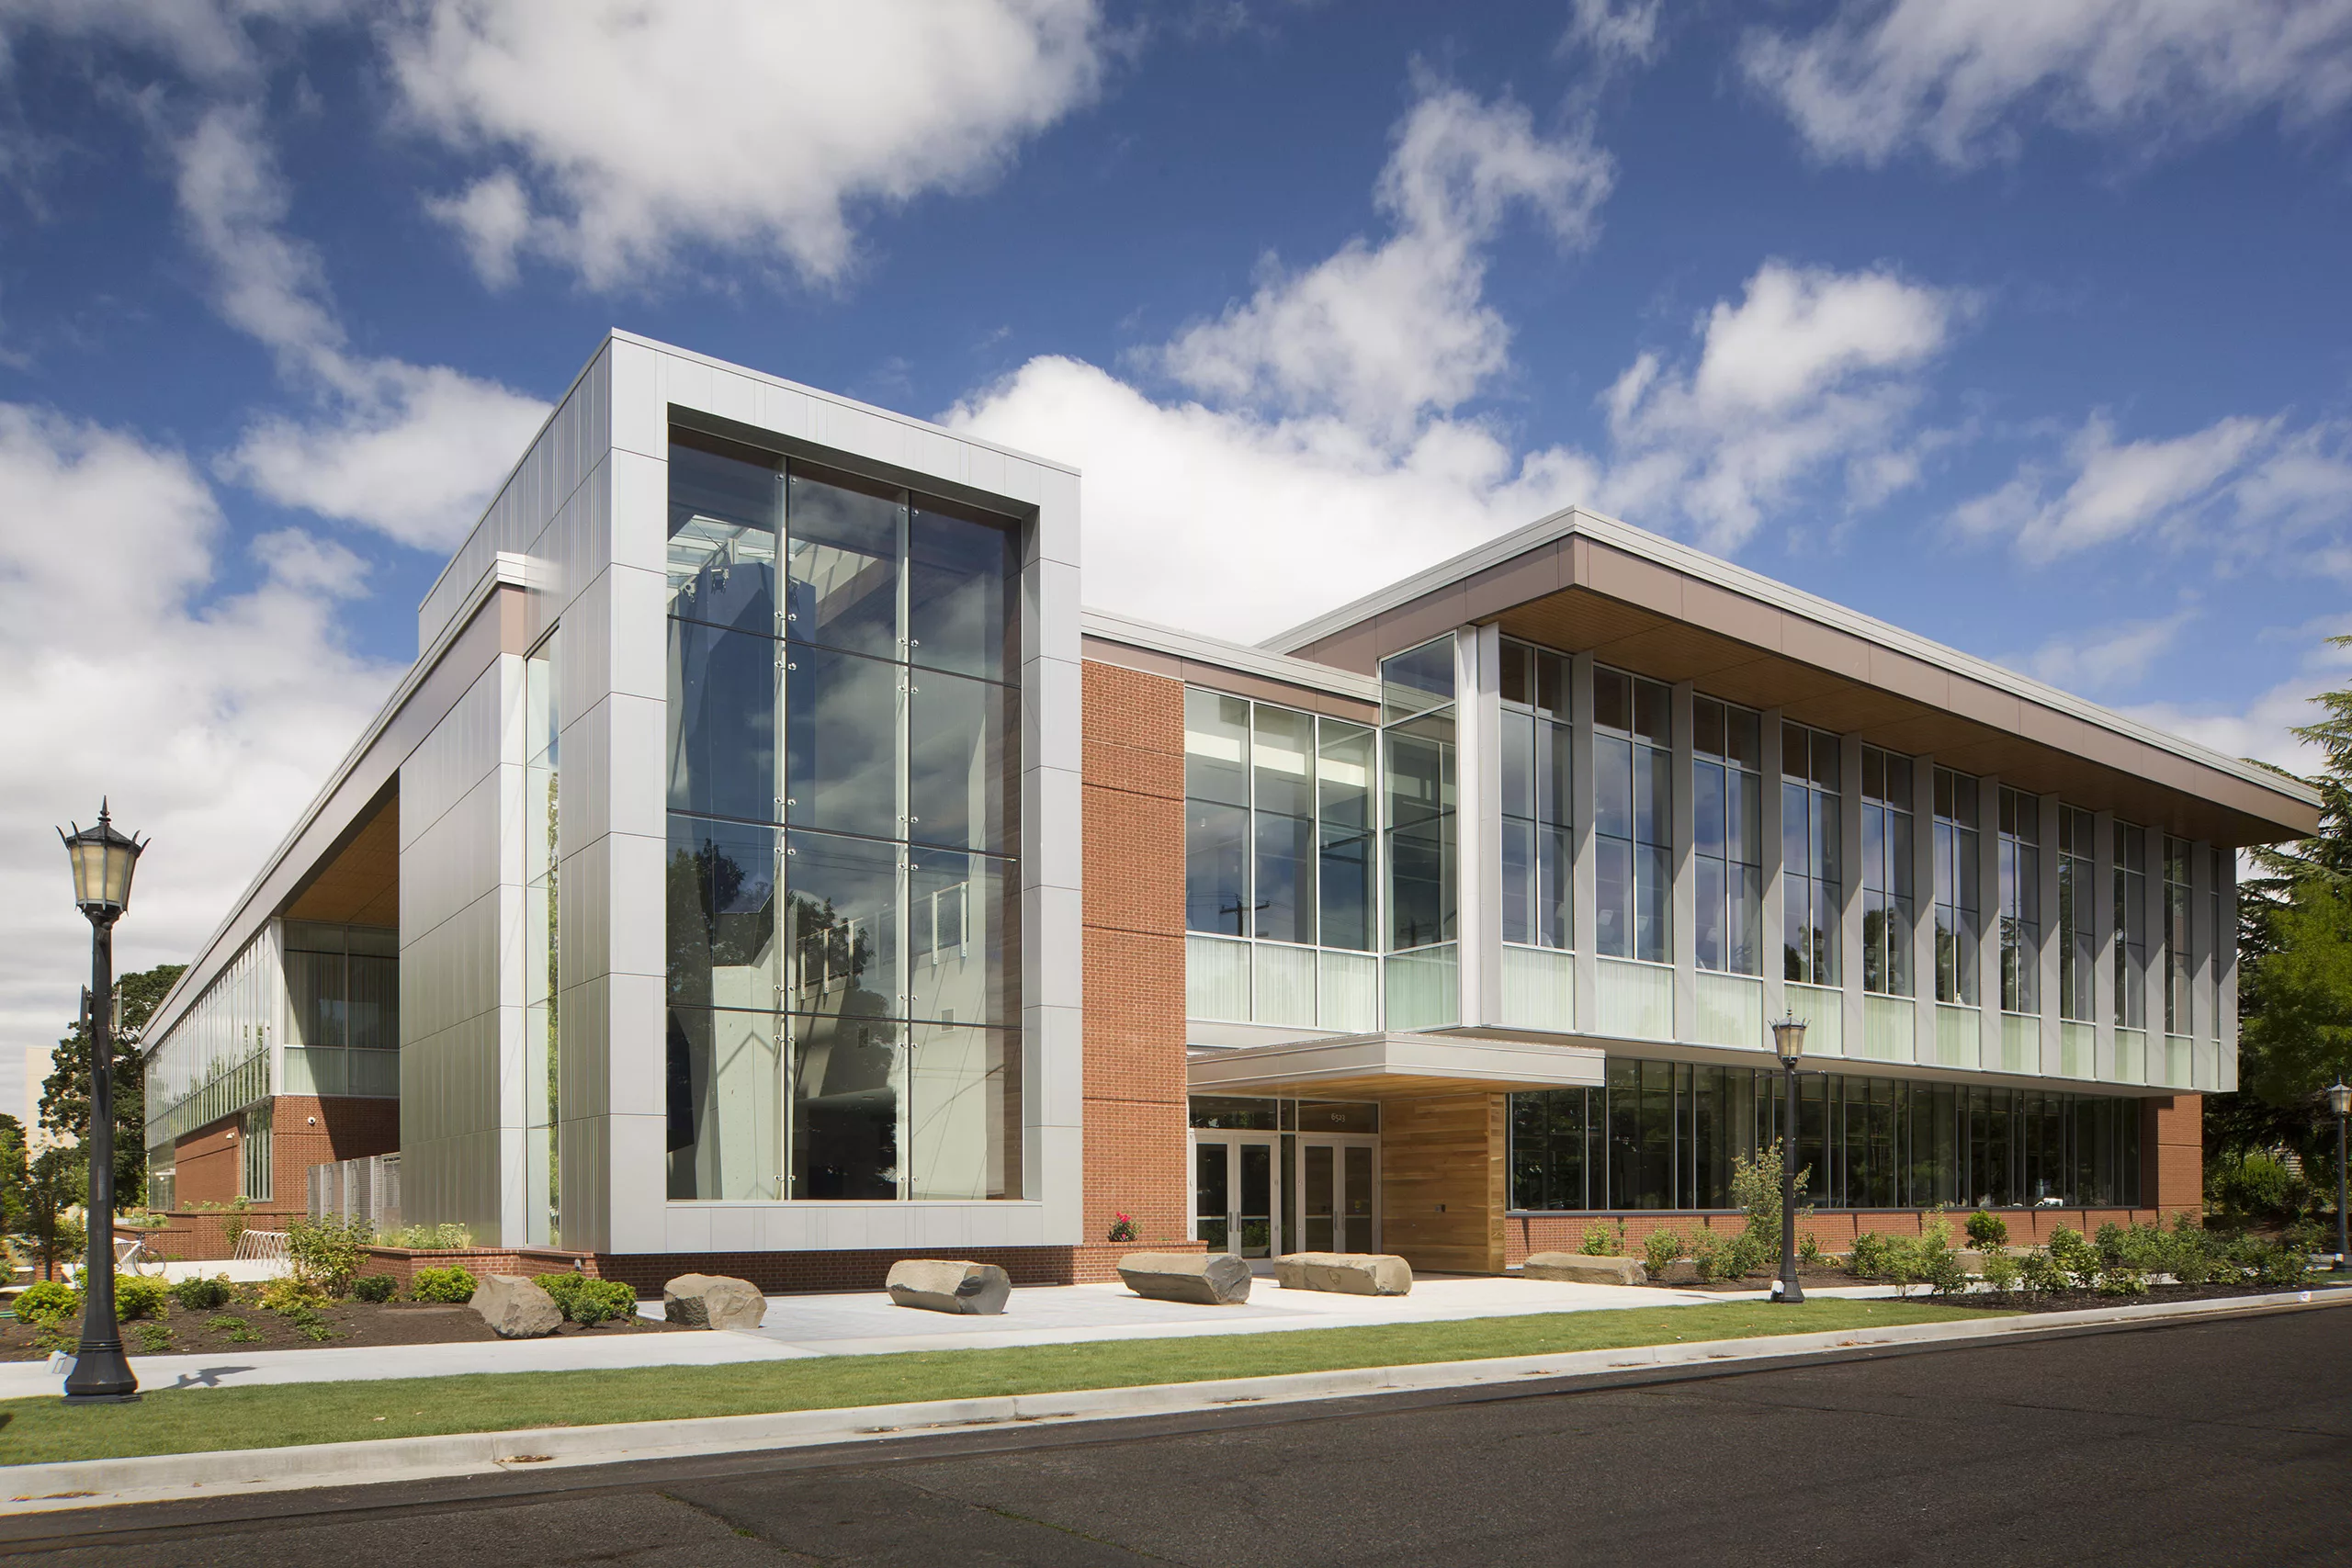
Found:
1770,1013 -> 1808,1304
58,801 -> 145,1404
2329,1079 -> 2350,1271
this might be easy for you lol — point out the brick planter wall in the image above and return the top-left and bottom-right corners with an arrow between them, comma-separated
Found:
140,1207 -> 308,1261
1503,1207 -> 2180,1267
356,1245 -> 599,1291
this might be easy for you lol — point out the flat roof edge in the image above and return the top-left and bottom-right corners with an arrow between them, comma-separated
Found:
1259,506 -> 2320,814
1080,607 -> 1383,704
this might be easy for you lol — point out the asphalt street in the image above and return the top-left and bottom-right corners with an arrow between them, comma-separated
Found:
6,1305 -> 2348,1566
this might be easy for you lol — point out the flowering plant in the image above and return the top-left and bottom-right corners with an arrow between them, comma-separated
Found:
1107,1213 -> 1138,1243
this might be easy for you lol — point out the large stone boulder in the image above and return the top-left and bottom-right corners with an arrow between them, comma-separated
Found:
1272,1252 -> 1413,1296
1521,1252 -> 1648,1286
886,1259 -> 1012,1315
662,1273 -> 768,1332
471,1274 -> 562,1338
1115,1251 -> 1252,1305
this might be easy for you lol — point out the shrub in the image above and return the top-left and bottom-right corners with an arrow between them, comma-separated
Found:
113,1276 -> 172,1322
412,1266 -> 477,1303
1106,1213 -> 1138,1244
2253,1239 -> 2311,1289
2018,1250 -> 2070,1295
2211,1151 -> 2300,1217
2093,1222 -> 2128,1267
257,1274 -> 332,1314
1721,1233 -> 1771,1280
352,1273 -> 398,1303
1980,1250 -> 2023,1293
1849,1232 -> 1898,1280
1965,1211 -> 2009,1249
543,1276 -> 636,1326
1900,1219 -> 1968,1299
288,1214 -> 373,1295
171,1274 -> 232,1312
2097,1266 -> 2150,1297
1732,1140 -> 1813,1252
387,1222 -> 474,1250
1642,1230 -> 1688,1275
133,1322 -> 175,1353
1797,1232 -> 1824,1265
1580,1221 -> 1626,1257
13,1280 -> 79,1325
204,1314 -> 248,1334
2048,1227 -> 2102,1291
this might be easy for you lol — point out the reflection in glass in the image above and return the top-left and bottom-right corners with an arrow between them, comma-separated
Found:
910,502 -> 1017,680
664,1007 -> 782,1200
1317,722 -> 1375,952
786,468 -> 902,658
668,435 -> 779,634
786,645 -> 900,840
786,830 -> 900,1021
1252,706 -> 1316,945
791,1011 -> 900,1199
668,620 -> 776,824
909,667 -> 1016,853
908,849 -> 1017,1025
666,816 -> 780,1008
907,1021 -> 1022,1199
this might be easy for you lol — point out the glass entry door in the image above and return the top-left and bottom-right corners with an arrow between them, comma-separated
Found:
1296,1139 -> 1378,1254
1194,1136 -> 1277,1258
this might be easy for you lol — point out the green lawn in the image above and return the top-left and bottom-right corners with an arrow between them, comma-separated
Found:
0,1299 -> 1995,1469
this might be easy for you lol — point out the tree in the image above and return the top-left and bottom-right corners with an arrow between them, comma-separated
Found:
40,961 -> 185,1208
2222,637 -> 2352,1171
15,1145 -> 86,1281
0,1113 -> 27,1244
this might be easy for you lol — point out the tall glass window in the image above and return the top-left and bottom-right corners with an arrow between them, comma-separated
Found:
1692,696 -> 1760,974
1499,639 -> 1571,950
2210,846 -> 2227,1036
2164,834 -> 2192,1034
1859,747 -> 1914,996
525,633 -> 560,1245
1999,787 -> 2041,1014
1782,723 -> 1840,985
1382,640 -> 1456,953
2114,822 -> 2147,1029
664,428 -> 1022,1203
1933,768 -> 1979,1005
1184,692 -> 1251,935
1594,667 -> 1670,963
2057,807 -> 2098,1022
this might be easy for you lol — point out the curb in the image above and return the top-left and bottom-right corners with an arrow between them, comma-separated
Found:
6,1288 -> 2346,1514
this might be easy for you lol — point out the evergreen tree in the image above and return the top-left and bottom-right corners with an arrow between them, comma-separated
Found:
39,961 -> 184,1207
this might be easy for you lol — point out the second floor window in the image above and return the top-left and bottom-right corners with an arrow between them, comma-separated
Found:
1782,722 -> 1840,986
1693,696 -> 1761,975
1999,786 -> 2041,1013
2164,834 -> 2192,1034
1183,688 -> 1377,950
1933,768 -> 1979,1005
1499,640 -> 1572,950
1859,747 -> 1915,996
2058,806 -> 2098,1022
1594,667 -> 1670,963
2114,822 -> 2147,1029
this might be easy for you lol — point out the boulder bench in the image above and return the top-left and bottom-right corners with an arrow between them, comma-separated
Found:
1521,1252 -> 1649,1286
1272,1251 -> 1413,1296
1115,1251 -> 1253,1304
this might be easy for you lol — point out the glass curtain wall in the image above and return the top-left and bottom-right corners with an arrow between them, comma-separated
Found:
1593,668 -> 1671,963
1999,787 -> 2041,1013
1781,723 -> 1841,985
524,635 -> 560,1244
1933,769 -> 1979,1004
1498,639 -> 1572,951
1858,748 -> 1914,995
1182,689 -> 1379,1028
664,427 -> 1022,1203
2114,824 -> 2147,1028
2057,807 -> 2097,1022
1510,1062 -> 2143,1212
1692,698 -> 1762,975
2164,835 -> 2192,1034
281,920 -> 399,1098
1382,639 -> 1458,1028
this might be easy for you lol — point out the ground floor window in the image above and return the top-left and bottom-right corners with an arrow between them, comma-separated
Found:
1509,1059 -> 2142,1213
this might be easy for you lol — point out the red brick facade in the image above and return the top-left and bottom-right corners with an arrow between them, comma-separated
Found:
1079,660 -> 1193,1248
150,1093 -> 400,1260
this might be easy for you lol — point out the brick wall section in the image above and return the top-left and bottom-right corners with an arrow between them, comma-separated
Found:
1080,659 -> 1193,1247
269,1094 -> 400,1199
2150,1094 -> 2203,1214
153,1095 -> 404,1258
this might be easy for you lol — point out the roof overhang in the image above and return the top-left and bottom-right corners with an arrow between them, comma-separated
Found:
1187,1032 -> 1606,1100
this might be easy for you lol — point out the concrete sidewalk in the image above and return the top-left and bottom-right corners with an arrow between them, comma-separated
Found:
0,1275 -> 1903,1400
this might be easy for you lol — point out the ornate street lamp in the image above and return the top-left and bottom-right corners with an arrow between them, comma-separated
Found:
58,801 -> 145,1404
1770,1013 -> 1808,1304
2329,1079 -> 2350,1271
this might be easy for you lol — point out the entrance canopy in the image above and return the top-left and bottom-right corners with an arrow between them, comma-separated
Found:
1186,1032 -> 1604,1100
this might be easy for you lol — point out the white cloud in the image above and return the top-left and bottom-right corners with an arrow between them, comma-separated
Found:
2125,632 -> 2352,773
0,0 -> 350,85
1742,0 -> 2352,168
1562,0 -> 1663,73
172,104 -> 548,548
2015,607 -> 2198,694
1159,85 -> 1611,439
0,405 -> 395,1119
1954,412 -> 2352,563
382,0 -> 1107,290
1596,260 -> 1964,550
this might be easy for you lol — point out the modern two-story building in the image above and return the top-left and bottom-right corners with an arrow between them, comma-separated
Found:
140,332 -> 2315,1286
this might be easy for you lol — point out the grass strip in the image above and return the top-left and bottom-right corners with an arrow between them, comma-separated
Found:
0,1298 -> 1996,1469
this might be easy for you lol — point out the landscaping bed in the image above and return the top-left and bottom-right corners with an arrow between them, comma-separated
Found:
0,1298 -> 686,1360
1924,1278 -> 2351,1314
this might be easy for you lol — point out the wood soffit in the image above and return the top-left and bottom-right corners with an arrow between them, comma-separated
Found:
281,789 -> 399,927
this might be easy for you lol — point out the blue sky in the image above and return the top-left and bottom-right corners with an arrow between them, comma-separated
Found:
4,0 -> 2351,1114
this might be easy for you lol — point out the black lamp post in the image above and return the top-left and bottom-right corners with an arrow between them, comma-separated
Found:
59,801 -> 145,1404
2329,1079 -> 2350,1272
1771,1012 -> 1808,1304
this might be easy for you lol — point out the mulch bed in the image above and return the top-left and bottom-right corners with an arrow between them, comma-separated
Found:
0,1300 -> 693,1360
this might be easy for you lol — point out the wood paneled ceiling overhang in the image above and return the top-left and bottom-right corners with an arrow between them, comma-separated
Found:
280,784 -> 399,928
1286,529 -> 2314,848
